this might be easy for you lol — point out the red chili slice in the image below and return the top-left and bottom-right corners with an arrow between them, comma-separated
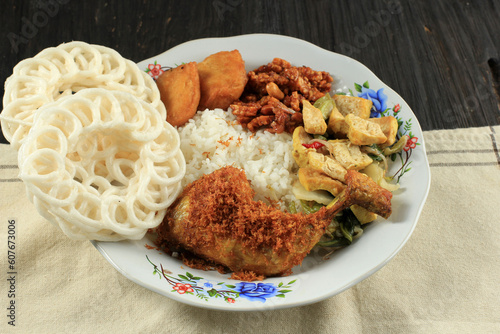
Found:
302,142 -> 325,149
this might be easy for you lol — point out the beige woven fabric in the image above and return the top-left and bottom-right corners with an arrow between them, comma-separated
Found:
1,126 -> 499,334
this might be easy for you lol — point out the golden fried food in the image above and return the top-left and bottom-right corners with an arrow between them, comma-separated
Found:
156,166 -> 392,278
156,62 -> 200,126
197,50 -> 247,110
230,58 -> 333,133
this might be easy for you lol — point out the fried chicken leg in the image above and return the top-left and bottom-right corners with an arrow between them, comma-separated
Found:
156,166 -> 392,278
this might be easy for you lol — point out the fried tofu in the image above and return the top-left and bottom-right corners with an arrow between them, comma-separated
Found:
327,95 -> 371,138
292,126 -> 313,168
327,139 -> 373,170
333,95 -> 372,119
197,50 -> 248,110
326,104 -> 349,138
307,151 -> 347,182
345,114 -> 387,146
369,116 -> 399,147
156,62 -> 200,126
302,100 -> 327,135
298,167 -> 345,196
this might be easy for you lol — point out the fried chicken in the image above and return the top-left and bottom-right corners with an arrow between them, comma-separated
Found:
155,166 -> 392,278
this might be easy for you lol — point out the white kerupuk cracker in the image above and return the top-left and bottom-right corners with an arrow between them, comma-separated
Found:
1,41 -> 163,150
18,88 -> 185,241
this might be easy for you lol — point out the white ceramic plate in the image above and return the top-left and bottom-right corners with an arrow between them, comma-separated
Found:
92,34 -> 431,311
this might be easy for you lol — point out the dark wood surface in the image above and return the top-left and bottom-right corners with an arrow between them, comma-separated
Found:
1,0 -> 499,144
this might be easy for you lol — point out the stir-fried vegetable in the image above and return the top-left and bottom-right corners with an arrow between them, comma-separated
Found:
301,201 -> 364,251
317,208 -> 364,248
300,200 -> 324,214
314,93 -> 335,120
293,92 -> 404,255
383,135 -> 409,156
362,144 -> 388,171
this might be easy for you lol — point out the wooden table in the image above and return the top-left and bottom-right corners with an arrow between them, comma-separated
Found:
1,0 -> 499,144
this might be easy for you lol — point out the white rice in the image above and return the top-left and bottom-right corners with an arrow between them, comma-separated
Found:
177,109 -> 299,210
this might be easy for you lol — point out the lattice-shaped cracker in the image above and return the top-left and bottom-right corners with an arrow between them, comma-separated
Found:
18,88 -> 185,241
1,41 -> 163,149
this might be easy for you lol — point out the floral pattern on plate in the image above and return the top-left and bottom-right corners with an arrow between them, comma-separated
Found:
147,256 -> 296,304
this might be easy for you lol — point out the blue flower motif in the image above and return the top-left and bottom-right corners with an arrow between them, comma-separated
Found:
198,279 -> 216,291
234,282 -> 279,302
358,87 -> 388,118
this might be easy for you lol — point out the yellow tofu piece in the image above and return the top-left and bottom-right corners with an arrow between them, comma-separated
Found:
302,100 -> 327,135
292,126 -> 313,168
307,151 -> 347,182
350,204 -> 377,224
327,139 -> 373,170
333,95 -> 372,119
345,114 -> 387,146
298,167 -> 345,196
326,105 -> 348,138
369,116 -> 399,148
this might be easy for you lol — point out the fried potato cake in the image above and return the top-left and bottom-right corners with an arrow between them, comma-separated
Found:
156,62 -> 200,126
197,50 -> 247,110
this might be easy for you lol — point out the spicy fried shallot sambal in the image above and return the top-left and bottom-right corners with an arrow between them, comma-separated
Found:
230,58 -> 333,133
